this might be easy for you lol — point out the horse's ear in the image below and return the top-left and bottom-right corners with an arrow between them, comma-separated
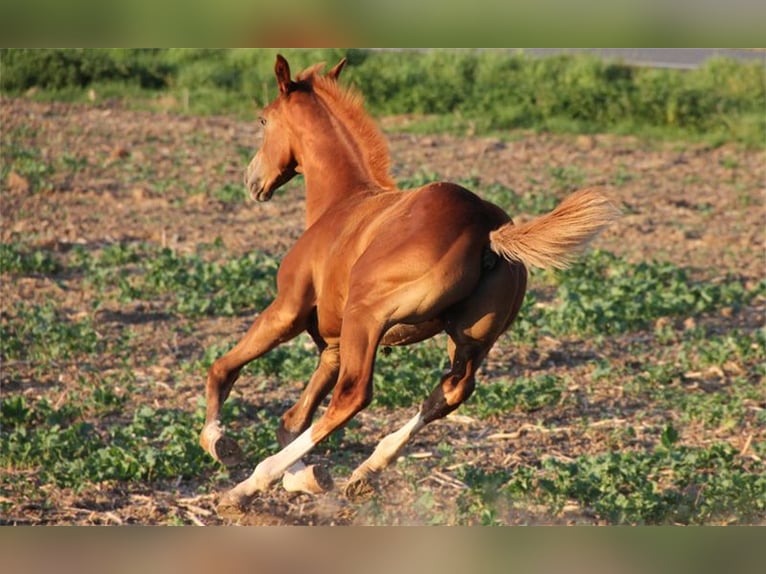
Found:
327,57 -> 347,81
275,54 -> 293,95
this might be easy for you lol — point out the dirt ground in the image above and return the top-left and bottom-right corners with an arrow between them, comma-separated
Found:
1,97 -> 764,525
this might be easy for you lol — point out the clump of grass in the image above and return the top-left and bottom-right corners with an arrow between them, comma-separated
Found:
0,302 -> 102,362
0,242 -> 61,275
531,250 -> 764,337
456,443 -> 765,525
0,391 -> 279,490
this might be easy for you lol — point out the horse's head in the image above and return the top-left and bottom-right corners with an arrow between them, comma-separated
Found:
245,54 -> 347,202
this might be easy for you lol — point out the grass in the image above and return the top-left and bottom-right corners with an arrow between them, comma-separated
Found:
528,250 -> 765,338
455,443 -> 765,525
3,229 -> 762,524
2,49 -> 764,146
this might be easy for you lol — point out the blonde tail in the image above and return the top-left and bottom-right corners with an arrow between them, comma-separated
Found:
489,188 -> 619,270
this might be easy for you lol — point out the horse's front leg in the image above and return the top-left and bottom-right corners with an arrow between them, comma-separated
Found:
200,297 -> 309,466
217,309 -> 382,515
278,343 -> 340,494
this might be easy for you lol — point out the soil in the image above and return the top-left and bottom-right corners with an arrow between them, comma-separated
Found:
1,97 -> 764,525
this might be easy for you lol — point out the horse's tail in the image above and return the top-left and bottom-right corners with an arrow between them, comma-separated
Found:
489,188 -> 619,270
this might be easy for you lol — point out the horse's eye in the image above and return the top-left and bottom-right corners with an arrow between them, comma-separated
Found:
258,116 -> 267,127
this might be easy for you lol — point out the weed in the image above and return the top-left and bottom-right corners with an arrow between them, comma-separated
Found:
373,338 -> 449,408
1,143 -> 54,191
468,374 -> 564,418
0,242 -> 61,275
0,392 -> 279,490
536,251 -> 763,336
211,183 -> 248,205
0,302 -> 102,362
496,443 -> 765,524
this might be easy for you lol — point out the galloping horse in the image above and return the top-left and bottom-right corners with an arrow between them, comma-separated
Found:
200,55 -> 618,514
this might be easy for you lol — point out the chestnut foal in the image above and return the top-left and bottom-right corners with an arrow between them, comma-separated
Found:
200,55 -> 617,515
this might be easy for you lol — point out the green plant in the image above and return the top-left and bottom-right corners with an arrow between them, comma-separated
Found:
536,251 -> 763,336
498,443 -> 766,524
372,338 -> 449,408
0,302 -> 102,362
468,374 -> 564,418
0,243 -> 61,275
3,49 -> 764,145
0,392 -> 280,490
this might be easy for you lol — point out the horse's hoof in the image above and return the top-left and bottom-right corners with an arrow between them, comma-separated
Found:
311,464 -> 336,493
216,490 -> 251,520
213,435 -> 243,466
283,464 -> 336,494
344,477 -> 376,501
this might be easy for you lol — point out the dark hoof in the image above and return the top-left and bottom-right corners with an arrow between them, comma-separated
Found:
216,491 -> 251,520
213,435 -> 243,466
344,477 -> 376,502
313,464 -> 336,493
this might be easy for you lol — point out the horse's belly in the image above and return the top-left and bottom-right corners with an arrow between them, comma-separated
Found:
380,319 -> 444,347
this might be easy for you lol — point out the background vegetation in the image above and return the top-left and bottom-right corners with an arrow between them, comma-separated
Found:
2,48 -> 764,145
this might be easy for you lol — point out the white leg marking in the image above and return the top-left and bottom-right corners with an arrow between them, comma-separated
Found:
351,411 -> 426,481
227,426 -> 317,499
282,460 -> 312,492
282,460 -> 333,494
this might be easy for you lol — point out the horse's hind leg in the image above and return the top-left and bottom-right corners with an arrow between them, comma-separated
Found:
343,337 -> 487,499
200,298 -> 309,466
344,262 -> 527,499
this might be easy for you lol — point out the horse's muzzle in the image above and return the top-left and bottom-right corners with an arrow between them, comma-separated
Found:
244,153 -> 269,201
246,178 -> 273,202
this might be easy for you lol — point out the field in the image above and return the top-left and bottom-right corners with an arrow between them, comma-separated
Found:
1,50 -> 765,525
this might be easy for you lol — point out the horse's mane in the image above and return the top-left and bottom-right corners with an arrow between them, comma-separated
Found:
298,66 -> 396,191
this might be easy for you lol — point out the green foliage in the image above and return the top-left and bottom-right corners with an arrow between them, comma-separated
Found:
68,242 -> 280,317
468,374 -> 564,418
533,250 -> 764,336
211,183 -> 248,205
0,49 -> 173,91
632,329 -> 766,429
0,242 -> 61,275
372,338 -> 449,408
1,141 -> 54,191
135,247 -> 279,317
194,334 -> 318,384
3,49 -> 763,144
0,302 -> 102,362
0,392 -> 278,490
458,443 -> 765,525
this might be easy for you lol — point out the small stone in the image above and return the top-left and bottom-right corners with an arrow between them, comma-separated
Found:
7,171 -> 30,193
576,135 -> 596,151
108,146 -> 130,162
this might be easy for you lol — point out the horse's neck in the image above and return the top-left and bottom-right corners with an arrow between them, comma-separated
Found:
300,130 -> 380,228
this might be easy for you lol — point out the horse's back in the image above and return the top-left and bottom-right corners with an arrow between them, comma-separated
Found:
342,182 -> 511,321
366,181 -> 510,261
